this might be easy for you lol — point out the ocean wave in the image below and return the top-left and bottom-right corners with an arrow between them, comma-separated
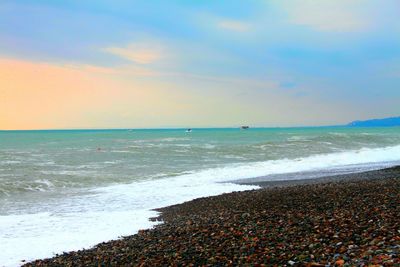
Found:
96,145 -> 400,210
2,144 -> 400,266
40,170 -> 97,176
328,132 -> 350,137
157,144 -> 400,185
0,160 -> 21,165
131,137 -> 190,143
110,150 -> 136,153
287,136 -> 312,141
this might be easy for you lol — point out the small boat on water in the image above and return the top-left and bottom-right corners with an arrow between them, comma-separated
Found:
241,126 -> 250,130
186,128 -> 192,133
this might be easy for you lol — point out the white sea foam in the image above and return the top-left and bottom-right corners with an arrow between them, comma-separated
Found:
131,137 -> 189,143
1,145 -> 400,266
34,161 -> 56,166
287,136 -> 311,141
176,144 -> 400,183
103,160 -> 122,165
223,155 -> 246,159
111,150 -> 136,153
0,210 -> 159,267
159,137 -> 189,142
329,132 -> 349,137
40,170 -> 97,176
33,179 -> 54,189
0,161 -> 21,165
0,180 -> 256,266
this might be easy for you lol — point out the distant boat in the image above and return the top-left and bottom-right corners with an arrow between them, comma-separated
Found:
186,128 -> 192,133
240,126 -> 250,130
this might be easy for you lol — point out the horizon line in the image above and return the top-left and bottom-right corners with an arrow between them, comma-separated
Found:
0,125 -> 348,131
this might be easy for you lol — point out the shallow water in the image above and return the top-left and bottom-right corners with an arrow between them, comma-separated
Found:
1,127 -> 400,266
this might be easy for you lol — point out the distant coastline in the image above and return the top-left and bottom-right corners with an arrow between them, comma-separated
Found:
347,116 -> 400,127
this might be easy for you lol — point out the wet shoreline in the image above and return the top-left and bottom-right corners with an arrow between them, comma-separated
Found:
236,165 -> 400,188
25,166 -> 400,266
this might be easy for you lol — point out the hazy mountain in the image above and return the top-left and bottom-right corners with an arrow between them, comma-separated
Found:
348,116 -> 400,127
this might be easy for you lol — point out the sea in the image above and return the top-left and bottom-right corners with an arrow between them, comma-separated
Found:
1,127 -> 400,266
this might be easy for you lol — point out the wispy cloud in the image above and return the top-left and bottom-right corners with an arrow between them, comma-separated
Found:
218,20 -> 251,32
278,0 -> 371,32
64,63 -> 159,77
103,43 -> 164,64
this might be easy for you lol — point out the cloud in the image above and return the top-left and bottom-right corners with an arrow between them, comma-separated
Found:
103,43 -> 163,64
66,63 -> 159,77
218,20 -> 251,32
278,0 -> 371,32
65,64 -> 118,74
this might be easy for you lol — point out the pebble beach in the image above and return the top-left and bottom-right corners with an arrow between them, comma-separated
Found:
24,166 -> 399,266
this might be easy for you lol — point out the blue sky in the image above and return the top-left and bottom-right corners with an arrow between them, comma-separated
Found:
1,0 -> 399,129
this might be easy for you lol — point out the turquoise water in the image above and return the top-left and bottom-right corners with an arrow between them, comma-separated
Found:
1,127 -> 400,266
2,127 -> 400,197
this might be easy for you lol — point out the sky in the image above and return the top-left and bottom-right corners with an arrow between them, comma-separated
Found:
0,0 -> 399,130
